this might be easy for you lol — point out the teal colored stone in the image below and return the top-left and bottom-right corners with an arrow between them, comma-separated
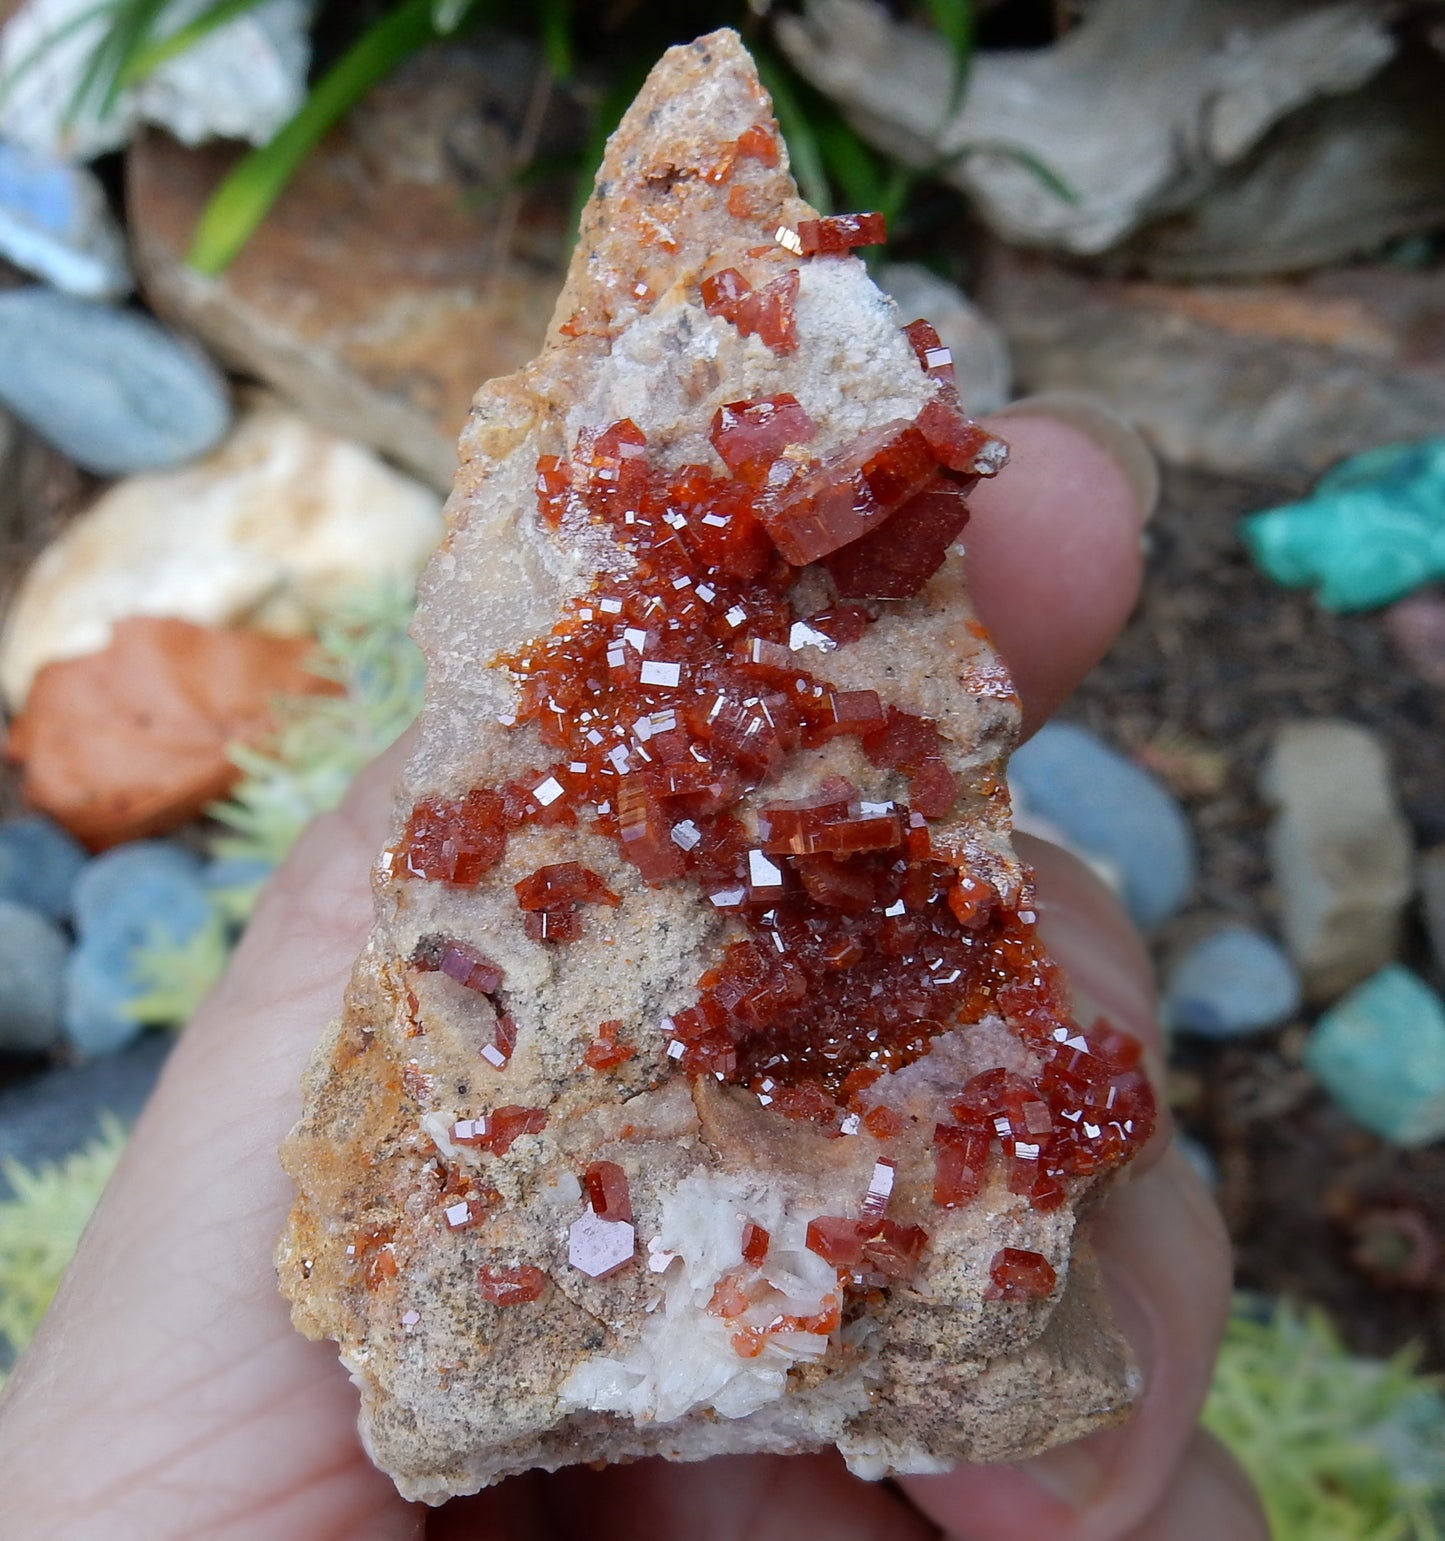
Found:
1241,437 -> 1445,613
1305,966 -> 1445,1146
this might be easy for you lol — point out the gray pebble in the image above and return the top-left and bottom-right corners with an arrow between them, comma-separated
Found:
65,841 -> 212,1057
1163,924 -> 1302,1039
0,288 -> 230,475
0,898 -> 69,1053
1009,721 -> 1195,929
0,815 -> 89,922
0,141 -> 131,300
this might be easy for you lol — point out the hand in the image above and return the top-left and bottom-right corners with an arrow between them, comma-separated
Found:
0,405 -> 1269,1541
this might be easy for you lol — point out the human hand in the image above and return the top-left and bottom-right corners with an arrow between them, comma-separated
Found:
0,405 -> 1269,1541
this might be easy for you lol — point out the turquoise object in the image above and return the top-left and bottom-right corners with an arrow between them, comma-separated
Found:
1305,965 -> 1445,1146
1242,438 -> 1445,612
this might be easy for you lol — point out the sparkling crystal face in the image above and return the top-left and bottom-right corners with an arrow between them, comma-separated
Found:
569,1211 -> 637,1279
390,265 -> 1155,1284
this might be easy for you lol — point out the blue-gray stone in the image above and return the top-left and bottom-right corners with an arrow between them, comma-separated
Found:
0,898 -> 68,1054
0,289 -> 230,475
0,815 -> 89,922
0,140 -> 131,300
1009,721 -> 1196,929
65,842 -> 212,1057
1163,925 -> 1302,1039
1305,965 -> 1445,1146
0,1032 -> 170,1196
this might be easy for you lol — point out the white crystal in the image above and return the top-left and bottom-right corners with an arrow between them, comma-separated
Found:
569,1211 -> 636,1278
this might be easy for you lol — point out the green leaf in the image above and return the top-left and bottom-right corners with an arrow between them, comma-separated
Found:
120,0 -> 269,83
923,0 -> 975,112
0,1120 -> 127,1376
122,907 -> 233,1027
754,52 -> 830,213
67,0 -> 169,121
940,140 -> 1079,204
538,0 -> 573,82
0,2 -> 111,114
815,114 -> 886,214
430,0 -> 472,33
186,0 -> 441,275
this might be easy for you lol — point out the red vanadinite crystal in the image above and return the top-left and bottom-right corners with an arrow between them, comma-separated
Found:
478,1264 -> 548,1305
933,1119 -> 991,1207
917,396 -> 1001,476
805,1214 -> 929,1279
735,123 -> 779,164
741,1221 -> 770,1267
797,211 -> 887,255
515,863 -> 619,944
758,420 -> 936,566
731,269 -> 800,355
582,1160 -> 633,1223
438,941 -> 504,995
453,1105 -> 548,1155
701,266 -> 752,318
390,307 -> 1154,1220
709,395 -> 817,484
984,1248 -> 1057,1302
398,790 -> 506,884
902,319 -> 957,389
582,1019 -> 634,1070
536,454 -> 570,528
823,475 -> 972,601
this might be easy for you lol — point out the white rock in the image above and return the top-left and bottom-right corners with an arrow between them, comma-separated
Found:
0,398 -> 443,706
1261,719 -> 1414,1003
0,0 -> 312,162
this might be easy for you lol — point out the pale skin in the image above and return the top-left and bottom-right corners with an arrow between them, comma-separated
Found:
0,410 -> 1271,1541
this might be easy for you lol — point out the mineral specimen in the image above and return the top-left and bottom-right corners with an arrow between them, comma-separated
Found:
278,29 -> 1152,1502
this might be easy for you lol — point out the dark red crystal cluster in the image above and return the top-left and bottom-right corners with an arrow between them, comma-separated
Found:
391,247 -> 1155,1300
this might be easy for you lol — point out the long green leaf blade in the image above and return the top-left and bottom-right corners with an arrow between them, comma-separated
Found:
923,0 -> 974,113
122,0 -> 270,83
539,0 -> 572,82
186,0 -> 439,276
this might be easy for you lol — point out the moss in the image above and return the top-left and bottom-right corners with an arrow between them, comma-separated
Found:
208,584 -> 423,876
0,1121 -> 128,1381
1205,1296 -> 1445,1541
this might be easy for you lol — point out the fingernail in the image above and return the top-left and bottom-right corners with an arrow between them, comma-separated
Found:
993,393 -> 1160,526
1010,1438 -> 1108,1511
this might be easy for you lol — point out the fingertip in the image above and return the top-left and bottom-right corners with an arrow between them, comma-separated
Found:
967,407 -> 1148,734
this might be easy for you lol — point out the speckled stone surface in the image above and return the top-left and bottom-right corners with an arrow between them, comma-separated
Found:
278,30 -> 1139,1503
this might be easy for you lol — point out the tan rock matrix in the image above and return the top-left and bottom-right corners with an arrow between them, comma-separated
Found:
279,30 -> 1150,1502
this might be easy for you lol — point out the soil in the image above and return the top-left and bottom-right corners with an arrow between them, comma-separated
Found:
1067,462 -> 1445,1368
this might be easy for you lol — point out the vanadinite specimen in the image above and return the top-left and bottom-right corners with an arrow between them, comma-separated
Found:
279,29 -> 1152,1503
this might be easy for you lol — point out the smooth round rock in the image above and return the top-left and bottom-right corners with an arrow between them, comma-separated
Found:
65,841 -> 212,1056
0,897 -> 69,1053
0,288 -> 231,475
1008,721 -> 1196,929
1162,925 -> 1302,1039
0,814 -> 88,921
0,140 -> 131,299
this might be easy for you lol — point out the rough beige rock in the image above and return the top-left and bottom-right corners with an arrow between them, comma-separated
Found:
975,243 -> 1445,482
0,396 -> 442,708
279,31 -> 1140,1503
1262,720 -> 1415,1003
778,0 -> 1399,266
126,43 -> 578,491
